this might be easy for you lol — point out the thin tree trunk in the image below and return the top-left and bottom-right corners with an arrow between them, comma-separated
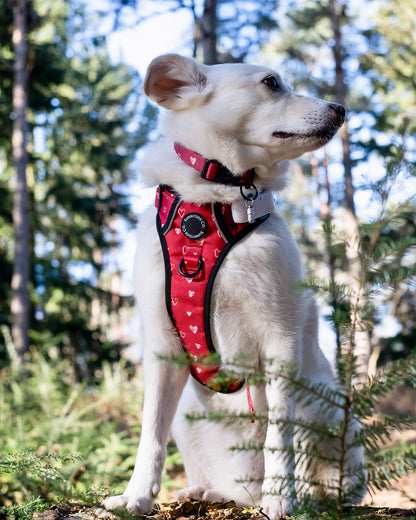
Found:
312,151 -> 342,354
328,0 -> 371,382
201,0 -> 218,64
190,1 -> 199,60
11,0 -> 30,357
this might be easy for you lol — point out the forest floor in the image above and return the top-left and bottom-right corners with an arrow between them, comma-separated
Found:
32,448 -> 416,520
32,495 -> 416,520
33,388 -> 416,520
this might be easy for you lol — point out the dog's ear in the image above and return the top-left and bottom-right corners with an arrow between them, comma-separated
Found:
144,54 -> 209,110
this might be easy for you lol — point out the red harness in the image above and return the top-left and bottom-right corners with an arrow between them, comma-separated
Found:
156,184 -> 268,393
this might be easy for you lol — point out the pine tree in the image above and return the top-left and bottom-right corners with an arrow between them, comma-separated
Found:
0,0 -> 156,374
259,0 -> 411,380
356,0 -> 416,369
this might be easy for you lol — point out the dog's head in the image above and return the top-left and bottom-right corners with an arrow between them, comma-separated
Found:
144,54 -> 344,180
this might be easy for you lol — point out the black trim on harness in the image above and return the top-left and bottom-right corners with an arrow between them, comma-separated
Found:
203,207 -> 268,356
156,185 -> 177,326
160,185 -> 181,235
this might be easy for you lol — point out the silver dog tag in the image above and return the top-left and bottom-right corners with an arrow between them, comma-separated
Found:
231,191 -> 275,223
245,199 -> 254,223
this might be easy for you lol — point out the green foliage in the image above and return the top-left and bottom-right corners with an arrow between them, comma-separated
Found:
0,451 -> 82,507
0,0 -> 157,374
305,140 -> 416,513
0,350 -> 144,511
0,496 -> 48,520
215,0 -> 280,61
359,2 -> 416,134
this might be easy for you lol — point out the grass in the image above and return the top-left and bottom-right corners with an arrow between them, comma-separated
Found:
0,350 -> 186,518
1,351 -> 415,520
0,351 -> 146,510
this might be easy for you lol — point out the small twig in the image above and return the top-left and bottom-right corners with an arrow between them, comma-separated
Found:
259,507 -> 271,520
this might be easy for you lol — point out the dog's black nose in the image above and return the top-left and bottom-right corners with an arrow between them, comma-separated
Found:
329,103 -> 345,119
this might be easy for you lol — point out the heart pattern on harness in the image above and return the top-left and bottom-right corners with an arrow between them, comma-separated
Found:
157,184 -> 262,393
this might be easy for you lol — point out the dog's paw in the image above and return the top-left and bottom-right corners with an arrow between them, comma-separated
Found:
95,495 -> 127,518
201,489 -> 227,503
261,496 -> 293,520
176,486 -> 228,504
176,486 -> 205,501
125,495 -> 154,515
94,507 -> 112,519
95,494 -> 153,517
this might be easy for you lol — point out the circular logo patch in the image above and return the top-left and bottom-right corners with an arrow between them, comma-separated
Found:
181,213 -> 208,240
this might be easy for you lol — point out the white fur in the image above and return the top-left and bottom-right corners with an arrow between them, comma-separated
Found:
96,54 -> 365,520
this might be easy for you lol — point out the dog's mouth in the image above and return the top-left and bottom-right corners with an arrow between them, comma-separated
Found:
273,105 -> 345,141
272,127 -> 340,141
272,131 -> 295,139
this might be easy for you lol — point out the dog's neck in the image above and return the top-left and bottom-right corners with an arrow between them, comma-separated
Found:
174,142 -> 254,188
140,137 -> 289,205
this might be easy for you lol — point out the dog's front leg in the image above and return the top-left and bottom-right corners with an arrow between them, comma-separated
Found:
261,359 -> 296,519
97,344 -> 188,517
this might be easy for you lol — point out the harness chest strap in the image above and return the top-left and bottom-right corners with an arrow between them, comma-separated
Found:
155,184 -> 269,394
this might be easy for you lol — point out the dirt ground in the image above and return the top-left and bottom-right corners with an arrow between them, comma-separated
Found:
362,473 -> 416,509
33,501 -> 416,520
362,389 -> 416,510
361,429 -> 416,510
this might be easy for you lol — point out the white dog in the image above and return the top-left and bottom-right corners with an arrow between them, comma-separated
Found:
97,54 -> 365,519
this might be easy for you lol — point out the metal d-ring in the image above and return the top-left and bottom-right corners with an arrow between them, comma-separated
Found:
240,182 -> 258,202
179,257 -> 204,278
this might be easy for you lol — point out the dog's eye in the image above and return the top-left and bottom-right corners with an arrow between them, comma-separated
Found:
262,75 -> 281,92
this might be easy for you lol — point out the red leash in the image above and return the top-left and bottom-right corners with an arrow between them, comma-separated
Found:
247,384 -> 256,423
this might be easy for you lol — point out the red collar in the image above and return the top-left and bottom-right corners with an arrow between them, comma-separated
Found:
174,142 -> 254,187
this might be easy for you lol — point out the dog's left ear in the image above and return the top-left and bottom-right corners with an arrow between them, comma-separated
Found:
144,54 -> 210,110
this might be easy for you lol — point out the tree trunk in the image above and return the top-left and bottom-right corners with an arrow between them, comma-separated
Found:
312,152 -> 342,354
328,0 -> 371,383
201,0 -> 218,64
11,0 -> 30,357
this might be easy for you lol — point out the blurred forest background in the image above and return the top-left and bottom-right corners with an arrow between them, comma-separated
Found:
0,0 -> 415,514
